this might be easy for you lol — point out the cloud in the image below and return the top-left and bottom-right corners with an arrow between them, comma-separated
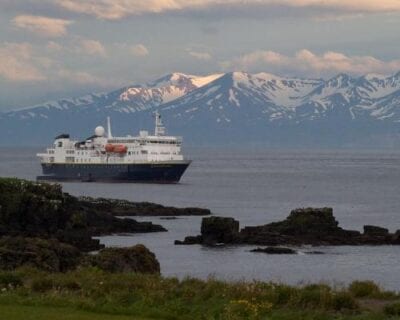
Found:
222,49 -> 400,76
0,43 -> 46,82
12,15 -> 73,37
57,69 -> 111,86
76,39 -> 106,57
51,0 -> 400,19
188,50 -> 212,60
130,44 -> 149,57
46,41 -> 63,51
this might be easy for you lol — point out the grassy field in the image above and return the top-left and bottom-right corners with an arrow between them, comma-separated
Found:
1,267 -> 400,320
0,304 -> 150,320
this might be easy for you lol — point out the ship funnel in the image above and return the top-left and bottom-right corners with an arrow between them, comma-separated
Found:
107,116 -> 113,138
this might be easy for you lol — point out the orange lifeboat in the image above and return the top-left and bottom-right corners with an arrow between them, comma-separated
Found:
114,145 -> 128,154
105,144 -> 127,154
105,144 -> 115,153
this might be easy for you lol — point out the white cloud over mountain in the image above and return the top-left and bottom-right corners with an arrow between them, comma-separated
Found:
223,49 -> 400,76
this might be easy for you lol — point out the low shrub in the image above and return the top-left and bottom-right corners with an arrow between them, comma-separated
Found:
223,299 -> 273,320
31,277 -> 54,292
0,272 -> 23,289
296,284 -> 332,309
331,291 -> 358,311
349,281 -> 381,298
384,302 -> 400,316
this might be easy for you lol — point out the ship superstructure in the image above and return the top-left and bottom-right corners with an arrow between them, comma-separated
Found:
36,112 -> 191,182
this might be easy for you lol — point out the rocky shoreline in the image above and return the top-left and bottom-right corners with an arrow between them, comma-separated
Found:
2,177 -> 400,274
0,178 -> 169,252
175,207 -> 400,247
78,196 -> 211,217
0,177 -> 203,273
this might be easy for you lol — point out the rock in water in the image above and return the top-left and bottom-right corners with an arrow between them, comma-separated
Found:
261,207 -> 339,236
200,216 -> 240,245
363,225 -> 389,236
176,207 -> 400,246
174,235 -> 202,245
87,244 -> 160,274
240,207 -> 362,245
251,247 -> 297,254
78,197 -> 211,216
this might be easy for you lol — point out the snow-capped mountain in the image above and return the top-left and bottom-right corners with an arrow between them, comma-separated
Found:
5,73 -> 223,119
1,71 -> 400,147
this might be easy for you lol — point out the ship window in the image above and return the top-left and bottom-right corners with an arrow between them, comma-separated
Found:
58,141 -> 63,147
141,150 -> 148,154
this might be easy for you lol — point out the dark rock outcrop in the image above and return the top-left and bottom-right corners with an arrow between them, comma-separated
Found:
175,208 -> 400,246
251,247 -> 297,254
175,217 -> 240,245
0,178 -> 166,252
0,178 -> 164,273
0,237 -> 81,272
363,225 -> 389,236
78,197 -> 211,217
175,235 -> 202,245
201,216 -> 239,244
0,237 -> 160,274
85,244 -> 160,274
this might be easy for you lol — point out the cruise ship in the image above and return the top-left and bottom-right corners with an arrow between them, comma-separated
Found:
36,112 -> 191,183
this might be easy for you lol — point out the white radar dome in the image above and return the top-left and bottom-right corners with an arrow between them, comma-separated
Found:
95,126 -> 105,137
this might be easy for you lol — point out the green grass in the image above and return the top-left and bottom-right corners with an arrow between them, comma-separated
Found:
0,268 -> 399,320
0,304 -> 150,320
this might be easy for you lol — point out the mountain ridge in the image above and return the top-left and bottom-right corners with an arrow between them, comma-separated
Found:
1,71 -> 400,147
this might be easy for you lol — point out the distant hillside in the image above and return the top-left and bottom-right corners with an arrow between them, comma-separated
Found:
1,71 -> 400,147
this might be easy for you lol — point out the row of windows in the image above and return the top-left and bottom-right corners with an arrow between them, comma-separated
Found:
108,139 -> 178,145
147,141 -> 178,145
67,165 -> 126,169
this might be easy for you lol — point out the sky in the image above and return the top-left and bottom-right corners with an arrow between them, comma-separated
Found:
1,0 -> 400,110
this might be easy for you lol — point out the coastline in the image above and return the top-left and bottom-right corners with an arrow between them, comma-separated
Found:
1,177 -> 400,319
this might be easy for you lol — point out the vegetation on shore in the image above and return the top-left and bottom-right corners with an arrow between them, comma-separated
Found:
2,177 -> 400,319
0,268 -> 400,320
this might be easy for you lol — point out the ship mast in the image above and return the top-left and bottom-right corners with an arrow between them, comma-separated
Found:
107,116 -> 113,138
154,111 -> 165,136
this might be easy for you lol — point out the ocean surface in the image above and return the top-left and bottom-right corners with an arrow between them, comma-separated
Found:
1,147 -> 400,290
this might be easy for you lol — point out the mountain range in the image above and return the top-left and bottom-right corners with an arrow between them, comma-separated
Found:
1,71 -> 400,147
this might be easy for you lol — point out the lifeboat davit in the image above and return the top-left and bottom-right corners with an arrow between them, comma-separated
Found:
105,144 -> 127,154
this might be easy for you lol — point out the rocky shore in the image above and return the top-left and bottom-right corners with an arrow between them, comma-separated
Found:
78,196 -> 211,217
0,178 -> 167,273
175,207 -> 400,246
0,178 -> 167,252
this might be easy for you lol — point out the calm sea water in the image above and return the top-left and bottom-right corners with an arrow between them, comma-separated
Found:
1,147 -> 400,290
